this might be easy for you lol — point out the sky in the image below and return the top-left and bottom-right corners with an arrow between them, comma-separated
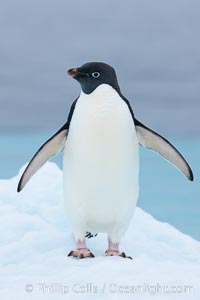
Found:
0,0 -> 199,136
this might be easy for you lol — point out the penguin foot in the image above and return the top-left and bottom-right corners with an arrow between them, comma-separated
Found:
68,248 -> 95,259
105,249 -> 132,259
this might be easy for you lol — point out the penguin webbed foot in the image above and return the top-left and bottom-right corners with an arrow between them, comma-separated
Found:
68,248 -> 95,259
105,249 -> 132,259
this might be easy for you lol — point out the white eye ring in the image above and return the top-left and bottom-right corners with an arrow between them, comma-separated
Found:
92,72 -> 100,78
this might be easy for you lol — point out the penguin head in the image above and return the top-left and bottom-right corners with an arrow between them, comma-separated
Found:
67,62 -> 120,94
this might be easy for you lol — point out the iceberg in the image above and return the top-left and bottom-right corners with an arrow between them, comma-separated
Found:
0,162 -> 199,299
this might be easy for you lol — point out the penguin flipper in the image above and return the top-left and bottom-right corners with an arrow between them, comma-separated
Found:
134,118 -> 193,181
17,127 -> 68,192
17,99 -> 78,192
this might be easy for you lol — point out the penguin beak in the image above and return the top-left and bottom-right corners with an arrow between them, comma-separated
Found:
67,68 -> 79,77
67,68 -> 89,78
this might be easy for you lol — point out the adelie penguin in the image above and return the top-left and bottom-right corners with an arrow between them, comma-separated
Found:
17,62 -> 194,259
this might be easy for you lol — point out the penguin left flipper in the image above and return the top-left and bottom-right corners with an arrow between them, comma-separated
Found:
134,118 -> 194,181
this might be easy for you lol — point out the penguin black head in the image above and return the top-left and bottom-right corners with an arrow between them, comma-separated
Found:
67,62 -> 120,94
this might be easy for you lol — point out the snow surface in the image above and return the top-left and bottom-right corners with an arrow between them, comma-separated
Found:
0,162 -> 199,300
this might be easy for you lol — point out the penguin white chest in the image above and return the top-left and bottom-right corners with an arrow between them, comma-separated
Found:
63,84 -> 139,238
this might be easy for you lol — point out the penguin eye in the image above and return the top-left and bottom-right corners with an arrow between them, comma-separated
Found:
91,72 -> 100,78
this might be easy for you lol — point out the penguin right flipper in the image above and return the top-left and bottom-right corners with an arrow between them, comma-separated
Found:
17,100 -> 77,192
17,126 -> 68,192
134,118 -> 193,181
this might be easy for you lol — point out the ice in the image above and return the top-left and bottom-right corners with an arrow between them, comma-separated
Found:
0,162 -> 199,299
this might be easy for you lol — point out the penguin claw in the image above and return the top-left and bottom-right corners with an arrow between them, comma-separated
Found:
68,250 -> 74,257
67,248 -> 95,259
127,256 -> 133,260
120,252 -> 126,258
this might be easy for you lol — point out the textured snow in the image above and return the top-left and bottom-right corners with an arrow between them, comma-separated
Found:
0,162 -> 199,300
